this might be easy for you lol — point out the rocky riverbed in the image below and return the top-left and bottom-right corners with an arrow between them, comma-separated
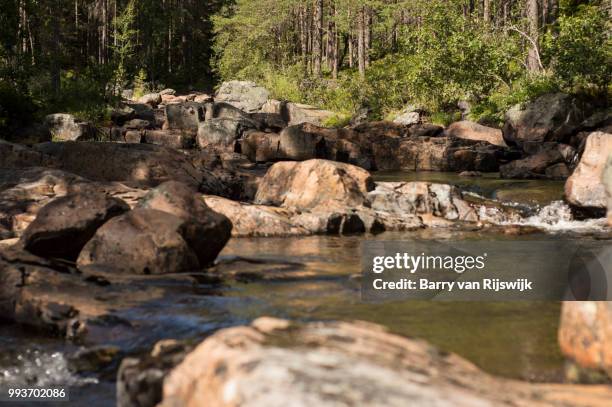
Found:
1,81 -> 611,406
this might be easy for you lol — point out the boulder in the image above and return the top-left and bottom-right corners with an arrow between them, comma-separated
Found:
33,142 -> 205,189
351,121 -> 408,139
367,182 -> 479,222
203,195 -> 310,237
215,81 -> 270,113
127,103 -> 156,123
159,88 -> 176,96
210,102 -> 258,124
240,131 -> 281,162
503,93 -> 588,148
255,159 -> 374,211
249,112 -> 287,132
559,302 -> 612,378
565,131 -> 612,209
605,156 -> 612,226
444,121 -> 506,147
77,209 -> 201,274
393,110 -> 420,126
165,102 -> 205,131
0,140 -> 56,168
500,149 -> 564,179
278,124 -> 326,160
20,192 -> 129,260
0,167 -> 147,238
157,318 -> 612,407
285,102 -> 335,126
45,113 -> 96,142
142,130 -> 195,149
197,118 -> 255,152
110,105 -> 136,125
260,99 -> 284,115
407,123 -> 444,138
138,93 -> 162,107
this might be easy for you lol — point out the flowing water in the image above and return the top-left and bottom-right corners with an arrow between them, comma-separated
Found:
0,171 -> 609,406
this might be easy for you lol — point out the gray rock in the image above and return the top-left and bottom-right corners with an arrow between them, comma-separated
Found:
138,93 -> 162,106
215,80 -> 270,113
165,102 -> 205,131
45,114 -> 95,141
197,118 -> 255,152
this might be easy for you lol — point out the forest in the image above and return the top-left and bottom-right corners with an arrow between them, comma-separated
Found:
0,0 -> 610,133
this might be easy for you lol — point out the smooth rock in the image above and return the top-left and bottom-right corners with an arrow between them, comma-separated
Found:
285,102 -> 335,126
165,102 -> 205,131
20,192 -> 129,260
444,121 -> 506,147
565,131 -> 612,209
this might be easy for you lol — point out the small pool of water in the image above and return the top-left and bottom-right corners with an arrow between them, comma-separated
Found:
374,171 -> 565,207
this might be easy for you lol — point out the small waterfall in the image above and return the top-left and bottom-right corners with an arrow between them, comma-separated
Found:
0,349 -> 97,387
506,200 -> 608,232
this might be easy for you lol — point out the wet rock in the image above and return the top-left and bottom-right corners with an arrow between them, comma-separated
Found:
565,131 -> 612,210
138,93 -> 162,107
204,195 -> 310,237
367,182 -> 479,222
503,93 -> 589,148
20,192 -> 130,261
45,114 -> 96,142
215,81 -> 270,113
158,317 -> 612,407
77,209 -> 202,274
165,102 -> 205,131
136,181 -> 232,266
255,159 -> 374,211
142,130 -> 196,149
444,121 -> 506,147
559,302 -> 612,379
197,118 -> 255,152
32,142 -> 205,189
285,102 -> 335,126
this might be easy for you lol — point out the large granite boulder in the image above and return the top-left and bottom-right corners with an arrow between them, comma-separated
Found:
153,318 -> 612,407
285,102 -> 335,126
33,142 -> 205,189
214,81 -> 269,113
503,93 -> 588,148
500,148 -> 565,179
197,118 -> 255,152
444,121 -> 506,147
20,192 -> 129,260
138,93 -> 162,107
136,181 -> 232,266
559,302 -> 612,379
255,159 -> 374,211
44,113 -> 96,142
565,131 -> 612,210
165,102 -> 205,131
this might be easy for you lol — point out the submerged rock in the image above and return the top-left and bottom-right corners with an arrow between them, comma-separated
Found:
154,317 -> 612,407
565,131 -> 612,211
20,192 -> 130,260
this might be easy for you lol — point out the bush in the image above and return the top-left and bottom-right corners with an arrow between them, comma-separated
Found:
0,82 -> 39,132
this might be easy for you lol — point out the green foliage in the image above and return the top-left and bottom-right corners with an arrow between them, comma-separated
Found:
132,69 -> 149,99
0,82 -> 38,132
322,113 -> 351,128
111,0 -> 138,95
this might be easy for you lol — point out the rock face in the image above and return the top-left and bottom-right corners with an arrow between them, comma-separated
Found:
20,192 -> 130,260
33,142 -> 205,189
136,181 -> 232,266
157,318 -> 612,407
255,159 -> 374,211
444,121 -> 507,147
77,209 -> 200,274
565,131 -> 612,209
559,302 -> 612,378
45,114 -> 96,142
503,93 -> 587,148
215,81 -> 270,113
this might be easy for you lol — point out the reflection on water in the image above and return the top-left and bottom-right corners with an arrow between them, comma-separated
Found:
374,171 -> 565,207
220,231 -> 565,382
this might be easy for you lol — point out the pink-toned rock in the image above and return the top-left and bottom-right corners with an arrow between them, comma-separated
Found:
445,121 -> 507,147
565,131 -> 612,208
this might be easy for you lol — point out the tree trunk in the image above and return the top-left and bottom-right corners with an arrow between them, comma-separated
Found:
483,0 -> 491,23
312,0 -> 323,76
525,0 -> 540,72
357,7 -> 366,77
332,5 -> 339,79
